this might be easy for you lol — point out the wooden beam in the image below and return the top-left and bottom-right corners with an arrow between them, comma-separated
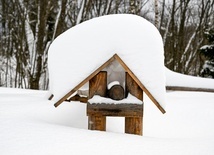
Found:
88,115 -> 106,131
87,103 -> 143,117
125,117 -> 142,135
89,71 -> 107,99
54,56 -> 115,107
114,54 -> 166,114
126,72 -> 143,101
166,86 -> 214,93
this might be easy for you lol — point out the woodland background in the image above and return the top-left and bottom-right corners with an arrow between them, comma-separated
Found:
0,0 -> 214,90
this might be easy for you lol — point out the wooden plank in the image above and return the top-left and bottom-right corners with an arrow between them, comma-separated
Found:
88,115 -> 106,131
125,117 -> 142,135
89,71 -> 107,99
126,72 -> 143,101
48,94 -> 54,100
87,103 -> 143,117
114,54 -> 166,114
166,86 -> 214,93
54,56 -> 115,107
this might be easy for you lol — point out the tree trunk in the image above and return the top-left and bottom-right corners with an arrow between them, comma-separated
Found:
154,0 -> 159,28
29,0 -> 49,89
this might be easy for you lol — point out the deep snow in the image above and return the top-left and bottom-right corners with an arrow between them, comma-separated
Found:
166,68 -> 214,89
0,87 -> 214,155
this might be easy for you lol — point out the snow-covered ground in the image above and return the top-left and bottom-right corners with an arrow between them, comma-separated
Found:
1,85 -> 214,155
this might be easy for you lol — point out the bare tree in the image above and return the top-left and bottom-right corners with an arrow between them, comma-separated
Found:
1,0 -> 213,89
162,0 -> 214,76
154,0 -> 159,28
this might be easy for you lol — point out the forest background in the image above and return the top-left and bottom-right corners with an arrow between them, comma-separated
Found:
0,0 -> 213,90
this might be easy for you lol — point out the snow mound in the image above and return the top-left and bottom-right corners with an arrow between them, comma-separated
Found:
166,68 -> 214,89
48,14 -> 166,109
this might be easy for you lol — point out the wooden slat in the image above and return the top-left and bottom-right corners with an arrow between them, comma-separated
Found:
114,54 -> 166,114
126,72 -> 143,101
166,86 -> 214,93
125,117 -> 142,135
88,115 -> 106,131
54,56 -> 116,107
89,71 -> 107,99
87,103 -> 143,117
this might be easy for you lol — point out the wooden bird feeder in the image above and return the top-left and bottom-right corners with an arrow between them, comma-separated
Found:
52,54 -> 166,136
87,71 -> 143,135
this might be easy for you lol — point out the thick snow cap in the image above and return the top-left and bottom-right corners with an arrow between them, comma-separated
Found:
48,14 -> 166,111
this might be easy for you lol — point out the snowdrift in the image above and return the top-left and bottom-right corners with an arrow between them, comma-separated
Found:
166,68 -> 214,90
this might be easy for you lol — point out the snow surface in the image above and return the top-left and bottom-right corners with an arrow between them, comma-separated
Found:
166,68 -> 214,89
48,14 -> 166,109
1,86 -> 214,155
88,94 -> 143,104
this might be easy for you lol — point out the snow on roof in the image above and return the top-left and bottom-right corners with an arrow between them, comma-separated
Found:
48,14 -> 166,110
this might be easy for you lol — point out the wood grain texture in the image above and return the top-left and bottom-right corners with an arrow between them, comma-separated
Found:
126,72 -> 143,101
89,71 -> 107,99
88,115 -> 106,131
87,103 -> 143,117
125,117 -> 142,135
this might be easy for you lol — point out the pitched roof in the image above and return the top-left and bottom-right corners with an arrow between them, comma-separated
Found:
52,54 -> 165,114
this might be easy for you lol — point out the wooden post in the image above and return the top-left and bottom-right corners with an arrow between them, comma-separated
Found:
125,117 -> 142,135
126,72 -> 143,101
125,72 -> 143,135
88,115 -> 106,131
88,71 -> 107,131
